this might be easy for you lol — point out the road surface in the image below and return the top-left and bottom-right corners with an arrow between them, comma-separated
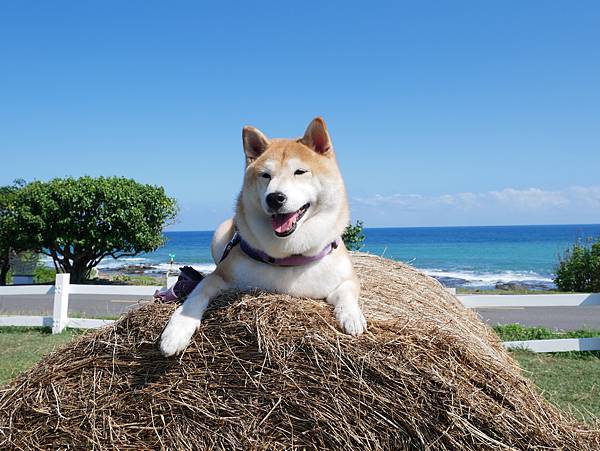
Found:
0,294 -> 150,318
474,306 -> 600,330
1,293 -> 600,331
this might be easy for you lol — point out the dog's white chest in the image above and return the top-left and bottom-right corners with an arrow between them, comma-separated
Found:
225,251 -> 354,299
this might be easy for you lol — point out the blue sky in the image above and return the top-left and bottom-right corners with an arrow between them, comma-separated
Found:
1,1 -> 599,230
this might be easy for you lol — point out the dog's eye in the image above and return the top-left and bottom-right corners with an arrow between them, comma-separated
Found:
261,173 -> 271,180
294,169 -> 308,176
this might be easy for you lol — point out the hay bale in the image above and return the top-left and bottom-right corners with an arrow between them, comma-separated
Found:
0,254 -> 598,450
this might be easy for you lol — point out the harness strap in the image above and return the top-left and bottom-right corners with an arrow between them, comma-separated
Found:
219,232 -> 241,263
220,231 -> 340,266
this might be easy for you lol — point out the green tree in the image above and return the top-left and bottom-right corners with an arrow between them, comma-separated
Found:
342,220 -> 366,251
0,180 -> 26,285
13,177 -> 178,283
554,237 -> 600,292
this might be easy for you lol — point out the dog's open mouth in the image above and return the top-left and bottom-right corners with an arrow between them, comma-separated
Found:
271,203 -> 310,237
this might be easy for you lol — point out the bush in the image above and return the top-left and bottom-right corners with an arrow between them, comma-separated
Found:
554,237 -> 600,292
342,220 -> 365,251
33,266 -> 56,284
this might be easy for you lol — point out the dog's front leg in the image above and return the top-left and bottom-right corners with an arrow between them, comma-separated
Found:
326,279 -> 367,336
160,273 -> 228,356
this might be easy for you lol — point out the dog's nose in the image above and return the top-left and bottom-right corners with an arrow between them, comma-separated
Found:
266,192 -> 287,210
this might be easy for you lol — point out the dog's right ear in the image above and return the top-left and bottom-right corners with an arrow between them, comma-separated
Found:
242,126 -> 270,162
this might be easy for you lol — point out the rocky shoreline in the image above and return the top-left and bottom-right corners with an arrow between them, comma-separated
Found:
433,274 -> 555,291
99,263 -> 556,292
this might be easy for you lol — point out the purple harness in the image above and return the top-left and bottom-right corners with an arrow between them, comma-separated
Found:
221,232 -> 340,266
154,232 -> 341,304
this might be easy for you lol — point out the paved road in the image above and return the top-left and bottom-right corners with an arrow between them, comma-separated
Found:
474,306 -> 600,330
2,294 -> 600,331
0,294 -> 151,318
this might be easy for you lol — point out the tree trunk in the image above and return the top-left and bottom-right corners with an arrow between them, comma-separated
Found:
0,262 -> 9,286
50,249 -> 96,284
70,261 -> 91,284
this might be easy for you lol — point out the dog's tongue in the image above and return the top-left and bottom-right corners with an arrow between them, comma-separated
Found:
272,211 -> 299,234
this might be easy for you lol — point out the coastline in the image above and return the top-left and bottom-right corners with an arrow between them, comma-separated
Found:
94,259 -> 557,292
42,224 -> 596,292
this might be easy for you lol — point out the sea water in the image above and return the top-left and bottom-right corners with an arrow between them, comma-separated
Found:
94,224 -> 600,289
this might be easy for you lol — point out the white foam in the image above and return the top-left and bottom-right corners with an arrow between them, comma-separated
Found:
39,253 -> 551,286
39,254 -> 216,274
96,257 -> 151,269
421,268 -> 553,286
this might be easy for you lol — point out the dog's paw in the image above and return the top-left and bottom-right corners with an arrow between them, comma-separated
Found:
335,305 -> 367,336
159,307 -> 200,357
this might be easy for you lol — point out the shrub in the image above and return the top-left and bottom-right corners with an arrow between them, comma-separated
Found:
33,266 -> 56,284
1,265 -> 54,285
342,220 -> 365,251
554,237 -> 600,292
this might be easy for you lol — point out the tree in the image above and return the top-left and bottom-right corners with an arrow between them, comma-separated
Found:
554,237 -> 600,292
0,180 -> 26,285
342,220 -> 366,251
13,177 -> 178,283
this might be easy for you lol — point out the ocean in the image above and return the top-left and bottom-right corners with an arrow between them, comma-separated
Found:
96,224 -> 600,290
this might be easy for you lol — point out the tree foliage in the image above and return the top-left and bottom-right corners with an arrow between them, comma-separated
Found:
0,180 -> 26,285
342,220 -> 366,251
13,177 -> 178,283
554,237 -> 600,292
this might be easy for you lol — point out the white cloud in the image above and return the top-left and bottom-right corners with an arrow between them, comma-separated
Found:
354,186 -> 595,210
488,188 -> 568,208
568,186 -> 600,208
351,185 -> 600,227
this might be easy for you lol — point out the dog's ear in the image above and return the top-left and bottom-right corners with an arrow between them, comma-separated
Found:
242,126 -> 270,162
301,117 -> 332,154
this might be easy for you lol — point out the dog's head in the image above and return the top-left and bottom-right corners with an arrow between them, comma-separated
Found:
237,117 -> 349,256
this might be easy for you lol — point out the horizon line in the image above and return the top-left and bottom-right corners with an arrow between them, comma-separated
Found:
165,223 -> 600,233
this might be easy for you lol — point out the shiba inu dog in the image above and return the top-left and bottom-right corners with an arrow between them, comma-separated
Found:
160,117 -> 367,356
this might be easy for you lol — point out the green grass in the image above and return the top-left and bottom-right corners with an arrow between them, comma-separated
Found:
108,274 -> 162,285
496,324 -> 600,423
457,287 -> 564,295
84,274 -> 163,285
494,324 -> 600,341
6,268 -> 162,286
0,327 -> 85,385
511,350 -> 600,424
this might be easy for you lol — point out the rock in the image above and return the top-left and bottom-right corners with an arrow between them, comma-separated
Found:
495,282 -> 529,291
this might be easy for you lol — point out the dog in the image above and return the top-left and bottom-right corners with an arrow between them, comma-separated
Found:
160,117 -> 367,356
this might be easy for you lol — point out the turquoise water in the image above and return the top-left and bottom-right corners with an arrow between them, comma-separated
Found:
97,224 -> 600,289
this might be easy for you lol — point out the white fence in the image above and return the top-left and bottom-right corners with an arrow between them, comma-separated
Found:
457,292 -> 600,352
0,274 -> 177,334
1,274 -> 599,353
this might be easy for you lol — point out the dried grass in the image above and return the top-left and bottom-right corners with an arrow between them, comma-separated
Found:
1,253 -> 598,450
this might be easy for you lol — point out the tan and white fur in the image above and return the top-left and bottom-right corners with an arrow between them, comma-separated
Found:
160,117 -> 366,356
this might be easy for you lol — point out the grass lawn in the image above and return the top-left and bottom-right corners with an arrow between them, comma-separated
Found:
494,324 -> 600,424
494,323 -> 600,341
512,351 -> 600,424
0,326 -> 598,426
0,327 -> 84,385
457,288 -> 564,295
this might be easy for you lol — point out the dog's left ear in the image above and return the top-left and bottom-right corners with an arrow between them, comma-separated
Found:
301,117 -> 332,154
